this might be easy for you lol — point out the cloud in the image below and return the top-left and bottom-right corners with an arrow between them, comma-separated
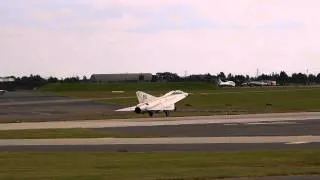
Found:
127,5 -> 217,33
257,20 -> 304,30
1,0 -> 320,77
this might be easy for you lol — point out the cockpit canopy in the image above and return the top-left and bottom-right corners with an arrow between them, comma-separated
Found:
163,90 -> 186,96
171,90 -> 185,94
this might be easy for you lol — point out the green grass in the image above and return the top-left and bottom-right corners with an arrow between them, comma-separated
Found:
40,82 -> 221,92
0,129 -> 167,139
181,88 -> 320,112
38,83 -> 320,119
41,82 -> 319,92
0,151 -> 319,180
59,88 -> 320,113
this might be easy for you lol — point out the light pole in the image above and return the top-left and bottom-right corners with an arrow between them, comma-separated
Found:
306,69 -> 309,86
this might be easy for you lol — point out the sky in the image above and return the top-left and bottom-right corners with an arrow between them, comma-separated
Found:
1,0 -> 320,78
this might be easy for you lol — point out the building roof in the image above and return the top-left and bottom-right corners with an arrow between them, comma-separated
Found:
90,73 -> 153,82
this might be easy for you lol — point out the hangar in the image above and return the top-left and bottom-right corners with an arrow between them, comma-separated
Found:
0,77 -> 15,91
90,73 -> 153,83
0,77 -> 15,82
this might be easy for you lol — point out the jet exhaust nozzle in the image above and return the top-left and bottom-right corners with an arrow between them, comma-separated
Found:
134,107 -> 142,114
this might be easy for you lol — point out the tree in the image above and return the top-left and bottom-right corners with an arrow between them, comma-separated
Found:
217,72 -> 226,80
291,73 -> 307,84
138,74 -> 145,81
62,76 -> 80,83
48,77 -> 58,83
308,74 -> 317,85
82,76 -> 88,82
156,72 -> 180,82
233,75 -> 246,85
204,73 -> 213,83
317,73 -> 320,83
278,71 -> 289,85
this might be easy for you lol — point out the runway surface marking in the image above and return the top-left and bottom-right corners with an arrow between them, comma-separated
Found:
223,123 -> 239,126
245,122 -> 300,125
0,136 -> 319,146
286,141 -> 310,145
0,112 -> 319,130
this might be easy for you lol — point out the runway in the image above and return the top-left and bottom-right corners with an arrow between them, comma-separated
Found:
0,136 -> 319,152
96,119 -> 320,137
1,112 -> 320,130
0,143 -> 319,152
0,117 -> 319,152
1,136 -> 319,145
0,91 -> 123,122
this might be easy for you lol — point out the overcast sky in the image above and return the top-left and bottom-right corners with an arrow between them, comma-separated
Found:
1,0 -> 320,78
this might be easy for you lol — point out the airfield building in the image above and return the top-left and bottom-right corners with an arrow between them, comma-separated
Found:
242,80 -> 277,86
90,73 -> 153,83
0,77 -> 15,91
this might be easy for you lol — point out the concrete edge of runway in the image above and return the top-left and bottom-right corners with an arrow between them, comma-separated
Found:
220,175 -> 320,180
0,136 -> 319,146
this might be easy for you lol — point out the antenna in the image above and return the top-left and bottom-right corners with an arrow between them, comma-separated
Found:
306,68 -> 309,85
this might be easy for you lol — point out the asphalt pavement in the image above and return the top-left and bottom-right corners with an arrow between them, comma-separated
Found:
95,119 -> 320,137
0,91 -> 319,179
0,91 -> 320,154
0,143 -> 319,152
0,91 -> 120,122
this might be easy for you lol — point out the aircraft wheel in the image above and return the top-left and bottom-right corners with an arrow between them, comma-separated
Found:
164,111 -> 170,117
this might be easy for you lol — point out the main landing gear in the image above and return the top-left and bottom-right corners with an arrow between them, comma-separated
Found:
164,110 -> 170,117
146,111 -> 170,117
148,111 -> 154,117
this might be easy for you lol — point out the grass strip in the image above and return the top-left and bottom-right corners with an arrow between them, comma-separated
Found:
0,150 -> 319,180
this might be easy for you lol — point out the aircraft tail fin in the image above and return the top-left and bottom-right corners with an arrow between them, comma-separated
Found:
136,91 -> 156,103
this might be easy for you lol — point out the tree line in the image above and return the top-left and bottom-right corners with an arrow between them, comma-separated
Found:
0,71 -> 319,90
0,75 -> 89,90
153,71 -> 320,86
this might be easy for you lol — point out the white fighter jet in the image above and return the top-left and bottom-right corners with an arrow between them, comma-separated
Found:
116,90 -> 189,117
217,79 -> 236,87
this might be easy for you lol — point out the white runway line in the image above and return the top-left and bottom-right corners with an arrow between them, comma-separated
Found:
0,136 -> 319,146
0,112 -> 319,130
245,122 -> 299,125
223,124 -> 239,126
285,141 -> 310,145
